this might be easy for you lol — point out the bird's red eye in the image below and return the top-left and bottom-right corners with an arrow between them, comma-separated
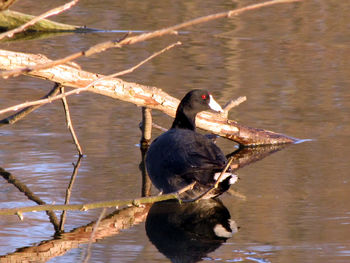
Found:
201,94 -> 207,100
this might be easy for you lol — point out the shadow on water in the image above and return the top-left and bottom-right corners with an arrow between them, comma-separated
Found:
0,28 -> 188,43
0,143 -> 291,261
146,198 -> 237,263
0,28 -> 129,43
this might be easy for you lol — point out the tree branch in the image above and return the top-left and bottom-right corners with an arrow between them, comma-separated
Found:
0,182 -> 196,217
0,0 -> 79,40
0,167 -> 60,231
0,0 -> 301,78
0,82 -> 61,126
140,107 -> 153,197
0,49 -> 298,146
60,85 -> 83,156
0,41 -> 181,116
222,96 -> 247,118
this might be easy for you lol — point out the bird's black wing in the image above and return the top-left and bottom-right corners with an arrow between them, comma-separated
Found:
175,133 -> 227,184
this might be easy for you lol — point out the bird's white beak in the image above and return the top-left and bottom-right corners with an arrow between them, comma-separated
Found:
208,95 -> 224,112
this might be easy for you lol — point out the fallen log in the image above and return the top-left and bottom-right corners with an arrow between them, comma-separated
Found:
0,10 -> 79,32
0,49 -> 297,146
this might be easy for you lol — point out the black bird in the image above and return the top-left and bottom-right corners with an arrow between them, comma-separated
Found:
145,89 -> 237,199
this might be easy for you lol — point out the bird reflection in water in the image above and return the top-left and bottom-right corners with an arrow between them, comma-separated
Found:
145,198 -> 238,263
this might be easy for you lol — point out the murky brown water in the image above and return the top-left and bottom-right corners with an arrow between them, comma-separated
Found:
1,0 -> 350,262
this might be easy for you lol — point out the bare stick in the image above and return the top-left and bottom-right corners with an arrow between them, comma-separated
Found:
0,41 -> 181,116
102,41 -> 181,79
82,208 -> 106,263
214,157 -> 234,188
1,0 -> 300,78
0,87 -> 89,116
0,82 -> 61,126
140,107 -> 152,145
0,194 -> 175,217
0,181 -> 198,217
222,96 -> 247,118
60,85 -> 83,156
0,0 -> 79,40
140,107 -> 152,197
152,123 -> 168,132
59,156 -> 82,232
186,157 -> 235,202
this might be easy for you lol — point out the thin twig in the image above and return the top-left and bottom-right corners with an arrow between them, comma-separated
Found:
0,41 -> 181,116
60,85 -> 83,156
0,87 -> 89,116
186,157 -> 235,202
152,123 -> 168,132
214,157 -> 234,188
222,96 -> 247,118
82,208 -> 106,263
105,41 -> 181,78
140,107 -> 152,197
0,182 -> 197,217
1,0 -> 300,79
2,32 -> 129,80
0,83 -> 61,126
140,107 -> 152,144
59,156 -> 82,232
0,0 -> 79,40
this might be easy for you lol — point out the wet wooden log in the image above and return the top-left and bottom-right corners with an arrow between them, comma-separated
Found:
0,49 -> 297,146
0,10 -> 79,32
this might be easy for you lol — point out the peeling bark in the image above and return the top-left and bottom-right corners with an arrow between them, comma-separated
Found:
0,49 -> 297,146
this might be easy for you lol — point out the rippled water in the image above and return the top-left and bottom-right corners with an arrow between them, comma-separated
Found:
1,0 -> 350,262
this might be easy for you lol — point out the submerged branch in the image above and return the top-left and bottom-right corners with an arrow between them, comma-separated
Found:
0,168 -> 60,231
0,82 -> 61,126
0,205 -> 151,262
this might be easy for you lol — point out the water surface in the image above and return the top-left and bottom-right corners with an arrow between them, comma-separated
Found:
1,0 -> 350,262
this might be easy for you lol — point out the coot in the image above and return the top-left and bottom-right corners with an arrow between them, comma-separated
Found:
145,89 -> 237,199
